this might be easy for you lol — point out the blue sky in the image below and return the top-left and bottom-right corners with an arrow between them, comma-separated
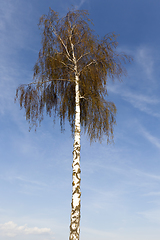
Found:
1,0 -> 160,239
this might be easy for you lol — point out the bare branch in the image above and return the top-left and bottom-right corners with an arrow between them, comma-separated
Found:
77,52 -> 90,63
80,95 -> 88,100
67,12 -> 77,34
74,32 -> 86,46
66,15 -> 77,67
49,21 -> 73,63
60,61 -> 74,72
79,59 -> 97,74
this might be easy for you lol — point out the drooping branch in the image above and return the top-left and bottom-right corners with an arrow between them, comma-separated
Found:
19,78 -> 74,88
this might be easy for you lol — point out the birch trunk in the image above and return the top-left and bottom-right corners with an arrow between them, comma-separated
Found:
69,71 -> 81,240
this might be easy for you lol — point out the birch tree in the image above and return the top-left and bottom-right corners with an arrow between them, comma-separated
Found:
15,8 -> 132,240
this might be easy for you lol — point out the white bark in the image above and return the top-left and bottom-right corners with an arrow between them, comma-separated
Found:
69,40 -> 81,240
69,74 -> 81,240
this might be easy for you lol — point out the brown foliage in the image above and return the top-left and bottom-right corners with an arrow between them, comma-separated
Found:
15,8 -> 132,142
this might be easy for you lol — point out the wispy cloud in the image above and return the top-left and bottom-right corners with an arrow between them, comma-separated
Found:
133,169 -> 160,181
74,0 -> 86,9
108,45 -> 160,117
82,226 -> 119,239
108,84 -> 160,117
138,209 -> 160,224
61,0 -> 87,13
15,176 -> 47,187
82,151 -> 160,180
0,0 -> 34,51
0,0 -> 35,117
82,222 -> 160,240
0,221 -> 53,237
0,173 -> 49,196
140,127 -> 160,149
136,46 -> 154,82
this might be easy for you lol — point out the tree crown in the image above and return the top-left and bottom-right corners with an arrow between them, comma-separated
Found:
15,8 -> 132,143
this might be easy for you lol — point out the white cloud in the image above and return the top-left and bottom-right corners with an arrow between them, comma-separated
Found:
0,221 -> 53,237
